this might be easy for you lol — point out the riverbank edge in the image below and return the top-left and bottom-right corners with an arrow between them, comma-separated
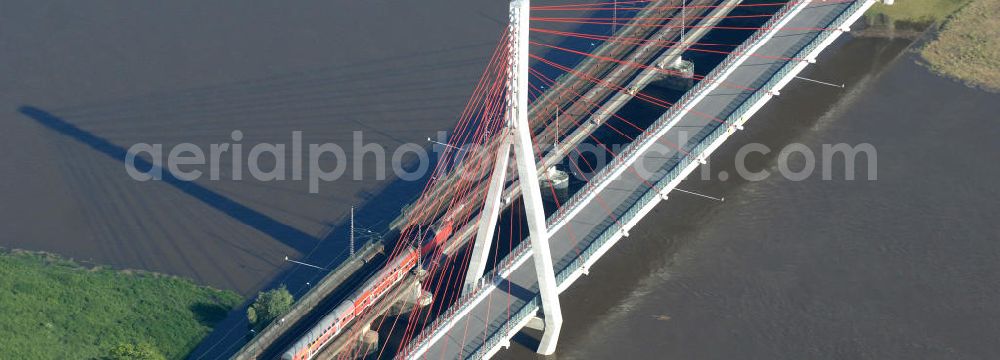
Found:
859,0 -> 1000,92
0,247 -> 244,359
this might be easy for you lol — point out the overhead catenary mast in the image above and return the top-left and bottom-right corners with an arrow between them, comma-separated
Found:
350,206 -> 355,256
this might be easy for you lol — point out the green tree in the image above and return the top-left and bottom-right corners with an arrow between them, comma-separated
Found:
247,285 -> 294,330
103,342 -> 166,360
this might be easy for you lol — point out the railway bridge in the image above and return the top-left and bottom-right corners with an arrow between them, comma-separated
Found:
232,0 -> 885,359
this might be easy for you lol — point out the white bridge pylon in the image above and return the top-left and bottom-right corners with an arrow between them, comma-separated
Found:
461,0 -> 563,355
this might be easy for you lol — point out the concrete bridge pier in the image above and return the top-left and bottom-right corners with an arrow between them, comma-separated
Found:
360,328 -> 379,354
342,324 -> 378,359
328,269 -> 432,359
388,274 -> 433,316
657,56 -> 695,91
540,167 -> 569,190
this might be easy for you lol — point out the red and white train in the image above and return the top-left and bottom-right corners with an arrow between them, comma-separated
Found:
282,222 -> 453,360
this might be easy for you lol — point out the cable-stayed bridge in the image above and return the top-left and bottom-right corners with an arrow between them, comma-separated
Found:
230,0 -> 884,359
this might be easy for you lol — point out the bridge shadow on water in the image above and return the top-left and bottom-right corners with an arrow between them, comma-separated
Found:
10,35 -> 516,360
19,106 -> 318,253
19,103 -> 438,359
10,34 -> 511,357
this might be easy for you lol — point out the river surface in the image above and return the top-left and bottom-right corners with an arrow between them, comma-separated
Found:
502,35 -> 1000,359
0,1 -> 511,296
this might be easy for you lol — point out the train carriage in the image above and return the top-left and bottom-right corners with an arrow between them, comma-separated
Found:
282,221 -> 451,360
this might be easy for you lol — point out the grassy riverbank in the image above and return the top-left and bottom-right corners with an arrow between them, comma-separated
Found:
920,0 -> 1000,91
0,249 -> 242,359
867,0 -> 971,25
864,0 -> 1000,91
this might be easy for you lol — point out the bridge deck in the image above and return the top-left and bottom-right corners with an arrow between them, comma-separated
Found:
406,1 -> 866,359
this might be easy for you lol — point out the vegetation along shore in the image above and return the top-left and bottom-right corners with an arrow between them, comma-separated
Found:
865,0 -> 1000,91
0,248 -> 242,359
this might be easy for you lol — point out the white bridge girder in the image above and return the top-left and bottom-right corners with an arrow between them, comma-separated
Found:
461,0 -> 563,355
